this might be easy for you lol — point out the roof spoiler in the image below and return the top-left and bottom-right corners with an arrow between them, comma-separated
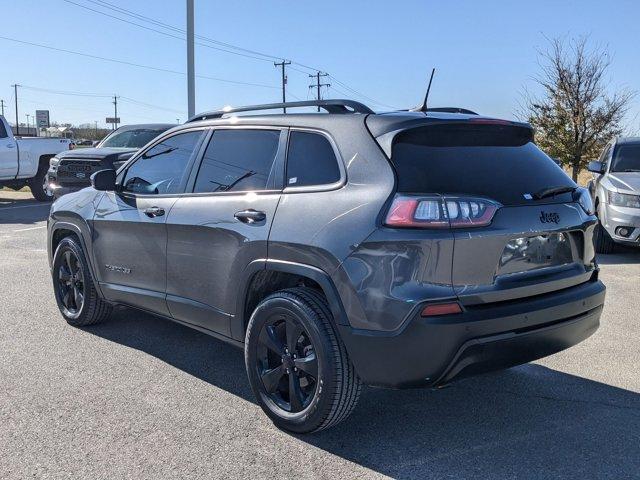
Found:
408,107 -> 479,115
187,99 -> 374,122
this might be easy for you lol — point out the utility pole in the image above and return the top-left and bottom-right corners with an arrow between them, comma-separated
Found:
309,71 -> 330,112
0,99 -> 5,117
274,60 -> 291,113
186,0 -> 195,119
112,95 -> 119,130
94,121 -> 98,138
26,114 -> 30,135
12,84 -> 19,135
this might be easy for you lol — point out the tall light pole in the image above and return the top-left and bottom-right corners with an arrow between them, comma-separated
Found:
26,114 -> 30,134
12,84 -> 19,136
186,0 -> 195,119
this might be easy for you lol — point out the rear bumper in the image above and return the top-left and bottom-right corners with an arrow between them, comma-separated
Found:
338,279 -> 605,388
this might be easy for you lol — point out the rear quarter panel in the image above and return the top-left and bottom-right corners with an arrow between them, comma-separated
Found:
267,119 -> 396,328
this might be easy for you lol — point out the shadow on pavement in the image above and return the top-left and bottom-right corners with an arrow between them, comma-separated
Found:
596,247 -> 640,265
0,193 -> 50,225
86,307 -> 640,479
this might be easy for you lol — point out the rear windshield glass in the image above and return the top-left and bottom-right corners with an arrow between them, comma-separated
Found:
99,128 -> 168,149
611,144 -> 640,172
391,123 -> 575,205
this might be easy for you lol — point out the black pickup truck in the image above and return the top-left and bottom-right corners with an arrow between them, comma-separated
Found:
47,123 -> 174,198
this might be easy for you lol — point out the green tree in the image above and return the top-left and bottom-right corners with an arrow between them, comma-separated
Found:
525,37 -> 634,181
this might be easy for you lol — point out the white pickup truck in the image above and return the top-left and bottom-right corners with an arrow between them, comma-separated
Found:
0,115 -> 75,201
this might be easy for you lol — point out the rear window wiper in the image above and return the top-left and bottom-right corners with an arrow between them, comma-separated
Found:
533,185 -> 577,200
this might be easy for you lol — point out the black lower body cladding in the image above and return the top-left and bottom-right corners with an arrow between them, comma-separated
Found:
338,279 -> 605,388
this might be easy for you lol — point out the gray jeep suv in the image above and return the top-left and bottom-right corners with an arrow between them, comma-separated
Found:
47,100 -> 606,433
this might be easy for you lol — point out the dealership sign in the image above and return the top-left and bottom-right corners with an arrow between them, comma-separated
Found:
35,110 -> 50,128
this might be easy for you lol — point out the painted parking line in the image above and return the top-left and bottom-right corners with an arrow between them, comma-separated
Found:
12,225 -> 47,232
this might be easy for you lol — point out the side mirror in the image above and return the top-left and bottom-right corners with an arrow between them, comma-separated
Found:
91,169 -> 117,191
587,161 -> 606,174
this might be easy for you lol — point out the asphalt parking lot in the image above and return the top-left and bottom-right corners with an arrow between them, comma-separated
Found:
1,191 -> 638,479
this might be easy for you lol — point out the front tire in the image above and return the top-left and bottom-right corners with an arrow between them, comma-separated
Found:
29,162 -> 53,202
245,287 -> 361,433
52,236 -> 112,326
594,221 -> 616,254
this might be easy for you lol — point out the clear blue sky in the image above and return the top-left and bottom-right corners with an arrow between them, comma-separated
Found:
1,0 -> 638,129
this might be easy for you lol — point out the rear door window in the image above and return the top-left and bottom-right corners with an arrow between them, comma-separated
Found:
391,123 -> 575,206
286,131 -> 341,187
193,129 -> 280,193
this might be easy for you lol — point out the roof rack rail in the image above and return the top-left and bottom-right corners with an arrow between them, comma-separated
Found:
187,99 -> 374,122
408,106 -> 478,115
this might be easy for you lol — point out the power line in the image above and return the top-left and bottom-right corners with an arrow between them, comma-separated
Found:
62,0 -> 279,64
119,97 -> 185,115
88,0 -> 285,62
64,0 -> 392,107
19,85 -> 111,98
328,75 -> 399,110
0,35 -> 279,89
20,85 -> 186,115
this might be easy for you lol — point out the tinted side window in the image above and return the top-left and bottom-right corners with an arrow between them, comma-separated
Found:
0,121 -> 7,138
286,131 -> 340,187
193,129 -> 280,193
122,131 -> 202,195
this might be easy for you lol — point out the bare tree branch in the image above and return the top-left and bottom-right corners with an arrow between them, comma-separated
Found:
524,36 -> 635,180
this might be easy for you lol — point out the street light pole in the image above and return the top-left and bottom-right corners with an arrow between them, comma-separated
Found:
186,0 -> 195,119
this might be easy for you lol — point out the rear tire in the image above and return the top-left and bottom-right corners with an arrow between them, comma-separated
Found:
245,287 -> 361,433
594,221 -> 616,254
29,161 -> 53,202
52,236 -> 112,326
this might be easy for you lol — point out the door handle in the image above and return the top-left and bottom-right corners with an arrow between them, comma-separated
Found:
144,206 -> 165,217
6,143 -> 15,148
234,209 -> 266,224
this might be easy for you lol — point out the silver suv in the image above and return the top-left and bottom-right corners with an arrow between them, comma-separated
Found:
588,138 -> 640,253
47,100 -> 606,433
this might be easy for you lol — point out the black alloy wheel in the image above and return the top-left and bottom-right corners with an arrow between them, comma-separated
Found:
245,287 -> 362,433
52,236 -> 112,326
57,249 -> 85,318
256,313 -> 318,413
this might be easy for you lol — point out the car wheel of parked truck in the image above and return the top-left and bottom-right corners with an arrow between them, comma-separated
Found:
29,159 -> 53,202
244,288 -> 362,433
52,237 -> 112,326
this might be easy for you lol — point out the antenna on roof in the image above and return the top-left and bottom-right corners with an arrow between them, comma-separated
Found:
420,68 -> 436,112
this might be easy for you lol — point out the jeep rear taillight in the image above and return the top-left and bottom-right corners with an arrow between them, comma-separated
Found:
384,195 -> 501,228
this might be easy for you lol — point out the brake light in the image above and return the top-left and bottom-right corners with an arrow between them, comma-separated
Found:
385,194 -> 501,228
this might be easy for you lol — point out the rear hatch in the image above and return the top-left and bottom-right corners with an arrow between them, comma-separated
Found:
378,118 -> 598,306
